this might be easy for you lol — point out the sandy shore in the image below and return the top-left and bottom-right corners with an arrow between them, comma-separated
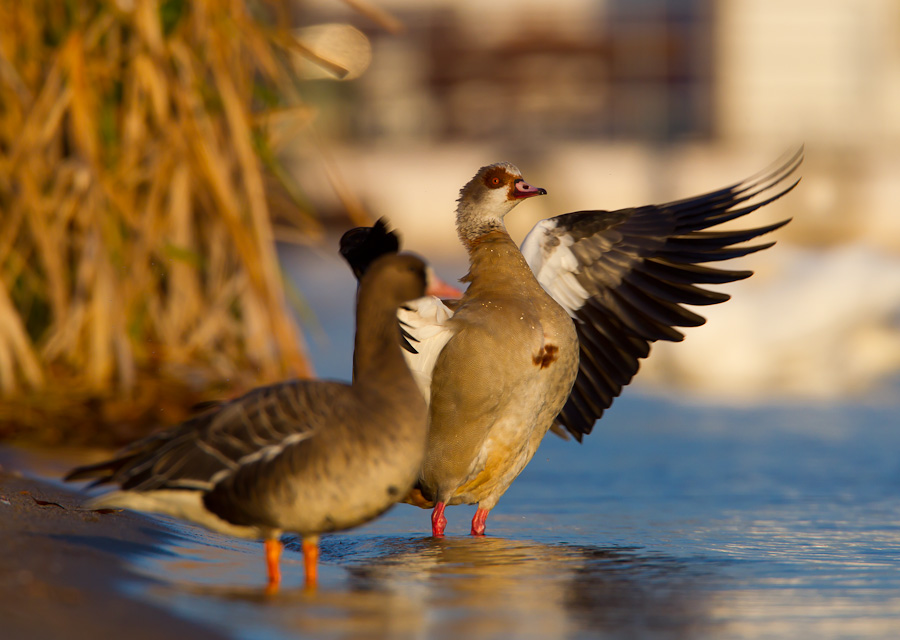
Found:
0,468 -> 228,640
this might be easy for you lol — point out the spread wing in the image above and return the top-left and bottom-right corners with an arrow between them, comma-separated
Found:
521,148 -> 802,441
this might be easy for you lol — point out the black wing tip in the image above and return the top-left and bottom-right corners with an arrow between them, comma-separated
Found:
727,151 -> 803,216
739,145 -> 804,193
63,463 -> 112,486
765,217 -> 793,235
548,423 -> 572,441
669,148 -> 801,235
567,424 -> 589,443
62,467 -> 87,483
552,418 -> 587,442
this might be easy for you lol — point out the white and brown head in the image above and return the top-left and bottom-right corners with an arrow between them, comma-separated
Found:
456,162 -> 546,246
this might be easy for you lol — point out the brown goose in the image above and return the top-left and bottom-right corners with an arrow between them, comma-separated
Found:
341,150 -> 802,538
65,253 -> 430,591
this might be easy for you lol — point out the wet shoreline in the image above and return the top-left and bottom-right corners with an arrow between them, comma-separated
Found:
0,469 -> 227,640
2,392 -> 899,640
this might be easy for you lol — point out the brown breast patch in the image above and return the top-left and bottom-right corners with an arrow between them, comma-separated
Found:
533,344 -> 559,369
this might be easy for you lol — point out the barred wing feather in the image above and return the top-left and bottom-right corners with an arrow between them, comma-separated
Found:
521,148 -> 802,441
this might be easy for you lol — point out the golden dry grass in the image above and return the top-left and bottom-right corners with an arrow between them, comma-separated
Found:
0,0 -> 373,443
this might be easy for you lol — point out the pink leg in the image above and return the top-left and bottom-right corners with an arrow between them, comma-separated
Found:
471,507 -> 489,536
431,501 -> 447,537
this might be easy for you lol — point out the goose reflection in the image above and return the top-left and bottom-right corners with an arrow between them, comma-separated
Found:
285,534 -> 714,638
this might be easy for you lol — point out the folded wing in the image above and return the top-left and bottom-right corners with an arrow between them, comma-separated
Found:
64,380 -> 325,491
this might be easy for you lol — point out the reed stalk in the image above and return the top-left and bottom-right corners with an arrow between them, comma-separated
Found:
0,0 -> 352,444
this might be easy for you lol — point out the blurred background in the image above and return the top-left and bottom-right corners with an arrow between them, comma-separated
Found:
2,5 -> 899,636
2,0 -> 900,443
285,0 -> 900,404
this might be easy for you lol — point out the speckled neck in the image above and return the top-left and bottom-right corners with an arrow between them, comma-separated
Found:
456,200 -> 511,252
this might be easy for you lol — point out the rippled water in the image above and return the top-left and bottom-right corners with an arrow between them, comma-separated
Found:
96,251 -> 899,638
16,251 -> 898,638
100,393 -> 900,639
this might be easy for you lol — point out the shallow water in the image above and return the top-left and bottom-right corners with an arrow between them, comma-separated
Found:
14,248 -> 900,638
69,393 -> 899,639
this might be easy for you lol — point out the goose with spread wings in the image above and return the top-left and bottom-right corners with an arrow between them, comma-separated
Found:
340,149 -> 802,538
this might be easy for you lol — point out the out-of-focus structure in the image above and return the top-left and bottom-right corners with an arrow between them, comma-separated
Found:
288,0 -> 900,401
2,0 -> 896,444
0,0 -> 379,443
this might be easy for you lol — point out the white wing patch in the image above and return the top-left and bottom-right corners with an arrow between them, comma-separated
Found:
208,431 -> 316,486
521,219 -> 590,317
398,296 -> 455,405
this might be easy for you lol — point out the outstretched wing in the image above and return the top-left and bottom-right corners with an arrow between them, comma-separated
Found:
65,380 -> 330,491
521,148 -> 802,441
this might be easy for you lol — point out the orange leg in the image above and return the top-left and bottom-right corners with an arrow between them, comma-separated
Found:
302,536 -> 319,590
431,502 -> 447,537
471,507 -> 489,536
264,538 -> 283,594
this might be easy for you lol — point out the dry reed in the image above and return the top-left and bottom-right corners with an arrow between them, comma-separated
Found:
0,0 -> 365,444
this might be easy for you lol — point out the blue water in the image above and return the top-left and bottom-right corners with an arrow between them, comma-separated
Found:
105,392 -> 900,639
32,247 -> 900,638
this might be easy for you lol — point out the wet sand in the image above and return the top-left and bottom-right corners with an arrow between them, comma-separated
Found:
0,469 -> 226,640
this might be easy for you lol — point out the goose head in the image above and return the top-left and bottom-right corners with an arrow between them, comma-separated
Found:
340,219 -> 464,299
360,253 -> 429,307
456,162 -> 546,247
340,218 -> 400,280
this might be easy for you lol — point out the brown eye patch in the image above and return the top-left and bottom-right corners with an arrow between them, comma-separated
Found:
482,167 -> 508,189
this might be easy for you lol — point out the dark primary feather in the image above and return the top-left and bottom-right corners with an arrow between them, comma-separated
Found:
554,147 -> 802,441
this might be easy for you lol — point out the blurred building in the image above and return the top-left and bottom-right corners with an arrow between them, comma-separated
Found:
302,0 -> 713,143
288,0 -> 900,400
718,0 -> 900,148
298,0 -> 900,147
293,0 -> 900,244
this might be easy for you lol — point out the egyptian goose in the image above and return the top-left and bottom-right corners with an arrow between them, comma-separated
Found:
341,150 -> 802,538
65,253 -> 430,592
